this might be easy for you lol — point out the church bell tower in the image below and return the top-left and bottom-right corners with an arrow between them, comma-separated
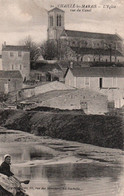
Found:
47,7 -> 65,40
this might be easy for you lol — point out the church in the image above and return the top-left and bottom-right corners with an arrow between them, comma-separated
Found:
47,7 -> 124,63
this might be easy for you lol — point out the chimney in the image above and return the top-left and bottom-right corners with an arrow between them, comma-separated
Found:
70,61 -> 73,69
2,41 -> 6,49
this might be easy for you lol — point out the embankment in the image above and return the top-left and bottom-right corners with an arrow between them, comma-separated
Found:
0,109 -> 123,149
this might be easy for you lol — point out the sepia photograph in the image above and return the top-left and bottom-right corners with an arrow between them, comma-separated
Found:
0,0 -> 124,195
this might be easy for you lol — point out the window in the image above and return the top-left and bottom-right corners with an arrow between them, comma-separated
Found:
20,64 -> 22,70
12,64 -> 14,70
80,102 -> 88,109
18,51 -> 22,57
10,52 -> 14,57
99,78 -> 102,89
57,15 -> 59,26
50,16 -> 53,26
87,57 -> 90,62
57,15 -> 61,26
108,101 -> 114,109
94,43 -> 96,48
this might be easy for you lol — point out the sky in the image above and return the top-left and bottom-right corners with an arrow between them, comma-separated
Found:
0,0 -> 124,52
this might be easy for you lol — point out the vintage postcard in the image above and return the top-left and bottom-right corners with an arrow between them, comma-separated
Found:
0,0 -> 124,196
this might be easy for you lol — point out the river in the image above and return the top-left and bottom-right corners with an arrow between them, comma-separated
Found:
0,140 -> 124,196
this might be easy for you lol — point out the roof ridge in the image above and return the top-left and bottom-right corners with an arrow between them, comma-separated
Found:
5,45 -> 29,47
69,66 -> 124,77
0,70 -> 23,78
2,45 -> 30,51
65,29 -> 115,36
48,7 -> 64,13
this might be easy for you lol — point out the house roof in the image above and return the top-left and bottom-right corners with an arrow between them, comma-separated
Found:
0,71 -> 23,79
34,62 -> 62,72
58,60 -> 81,68
2,45 -> 30,52
67,67 -> 124,77
61,30 -> 122,41
25,88 -> 107,104
27,90 -> 75,103
48,7 -> 64,13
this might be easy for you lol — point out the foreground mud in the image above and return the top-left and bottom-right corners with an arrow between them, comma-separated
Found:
0,127 -> 123,167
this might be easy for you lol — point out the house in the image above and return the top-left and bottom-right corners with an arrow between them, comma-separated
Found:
65,67 -> 124,108
47,7 -> 124,62
2,42 -> 30,81
24,88 -> 108,114
31,62 -> 64,82
0,70 -> 23,93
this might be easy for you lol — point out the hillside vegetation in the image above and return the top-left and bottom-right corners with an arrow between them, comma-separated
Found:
0,109 -> 123,149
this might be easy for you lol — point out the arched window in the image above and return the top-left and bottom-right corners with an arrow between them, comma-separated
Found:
59,15 -> 61,26
50,16 -> 53,26
57,15 -> 61,26
20,64 -> 22,70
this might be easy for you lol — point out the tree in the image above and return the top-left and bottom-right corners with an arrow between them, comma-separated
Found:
19,36 -> 42,61
41,40 -> 58,60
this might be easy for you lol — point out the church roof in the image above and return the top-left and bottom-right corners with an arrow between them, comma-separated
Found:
48,7 -> 64,13
68,67 -> 124,77
61,30 -> 122,41
0,71 -> 23,79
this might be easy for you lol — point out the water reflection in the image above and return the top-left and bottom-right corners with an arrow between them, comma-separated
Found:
0,143 -> 53,163
41,163 -> 123,196
0,143 -> 123,196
